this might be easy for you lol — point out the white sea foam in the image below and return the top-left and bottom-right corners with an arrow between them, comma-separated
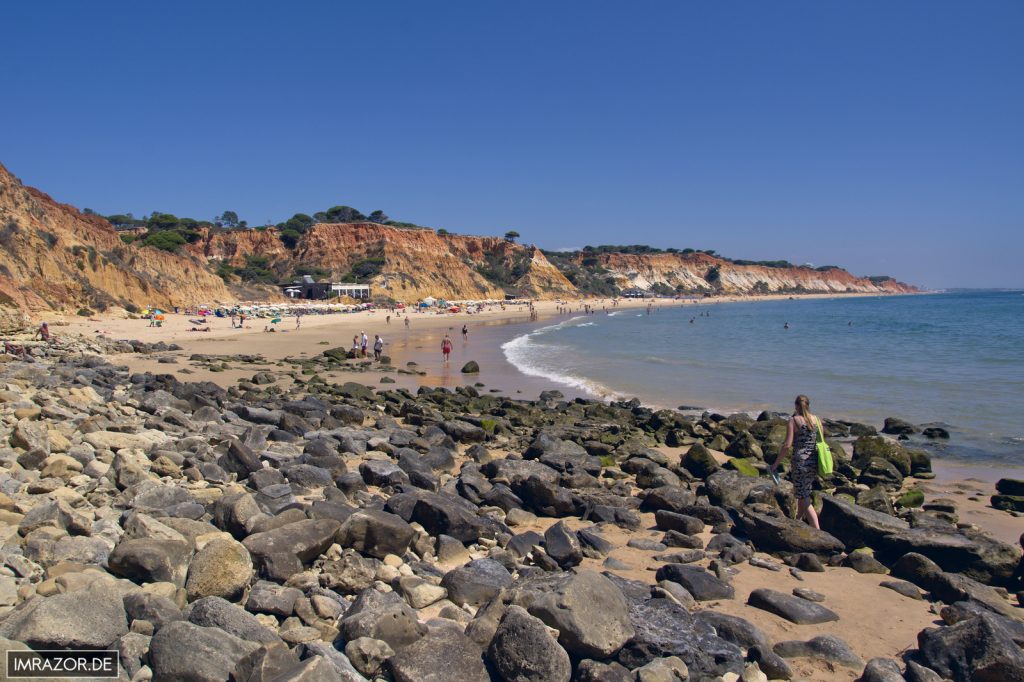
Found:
501,321 -> 620,399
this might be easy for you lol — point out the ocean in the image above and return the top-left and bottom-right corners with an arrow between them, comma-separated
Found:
501,291 -> 1024,466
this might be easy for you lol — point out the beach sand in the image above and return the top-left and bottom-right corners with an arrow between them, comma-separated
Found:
27,292 -> 1022,680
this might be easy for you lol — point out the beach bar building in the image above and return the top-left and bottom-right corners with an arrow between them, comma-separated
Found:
281,276 -> 371,300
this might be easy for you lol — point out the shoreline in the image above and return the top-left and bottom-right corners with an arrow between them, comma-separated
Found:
39,289 -> 1022,478
1,300 -> 1021,681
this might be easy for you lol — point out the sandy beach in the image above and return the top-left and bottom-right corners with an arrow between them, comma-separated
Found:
4,291 -> 1019,681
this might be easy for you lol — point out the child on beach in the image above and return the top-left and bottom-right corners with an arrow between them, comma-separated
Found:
769,394 -> 823,529
441,334 -> 453,364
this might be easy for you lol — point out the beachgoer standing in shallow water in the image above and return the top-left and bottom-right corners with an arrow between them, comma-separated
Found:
441,334 -> 453,364
462,324 -> 468,341
769,394 -> 822,529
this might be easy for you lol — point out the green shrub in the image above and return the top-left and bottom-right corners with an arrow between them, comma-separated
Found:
143,230 -> 187,252
76,307 -> 93,317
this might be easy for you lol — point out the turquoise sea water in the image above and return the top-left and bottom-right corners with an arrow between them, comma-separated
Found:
501,291 -> 1024,466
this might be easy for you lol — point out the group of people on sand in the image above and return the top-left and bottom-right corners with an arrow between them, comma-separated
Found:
351,331 -> 386,361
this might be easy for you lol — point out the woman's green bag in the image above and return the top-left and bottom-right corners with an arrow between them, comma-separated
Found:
815,418 -> 834,476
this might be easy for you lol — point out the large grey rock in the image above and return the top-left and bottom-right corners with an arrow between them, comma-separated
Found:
387,624 -> 489,682
654,510 -> 704,536
108,538 -> 192,587
695,611 -> 772,651
879,527 -> 1021,586
122,592 -> 183,632
747,588 -> 839,625
890,552 -> 1018,619
858,657 -> 907,682
345,636 -> 395,677
738,510 -> 845,556
242,518 -> 341,581
941,601 -> 1024,646
185,537 -> 253,601
150,620 -> 261,682
819,495 -> 910,549
509,570 -> 635,659
410,492 -> 493,543
617,598 -> 744,677
655,564 -> 735,601
917,613 -> 1024,682
544,520 -> 583,569
441,559 -> 513,607
338,594 -> 427,650
185,596 -> 280,644
487,605 -> 571,682
0,580 -> 128,648
336,509 -> 415,559
246,580 -> 303,616
298,642 -> 369,682
773,635 -> 863,668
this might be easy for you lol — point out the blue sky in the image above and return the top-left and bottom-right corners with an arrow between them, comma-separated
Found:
4,2 -> 1021,289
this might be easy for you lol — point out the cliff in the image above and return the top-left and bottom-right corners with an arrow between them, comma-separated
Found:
189,223 -> 577,301
0,159 -> 915,318
561,251 -> 916,295
0,163 -> 234,318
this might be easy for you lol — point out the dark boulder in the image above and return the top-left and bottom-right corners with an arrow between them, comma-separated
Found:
335,509 -> 415,559
509,570 -> 635,660
617,598 -> 744,677
486,605 -> 572,682
242,518 -> 341,581
441,559 -> 513,607
747,588 -> 840,625
655,564 -> 735,601
680,442 -> 720,478
388,624 -> 489,682
917,613 -> 1024,682
544,521 -> 583,569
737,510 -> 845,557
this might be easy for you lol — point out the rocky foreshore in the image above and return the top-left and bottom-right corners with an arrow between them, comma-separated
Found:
0,338 -> 1021,682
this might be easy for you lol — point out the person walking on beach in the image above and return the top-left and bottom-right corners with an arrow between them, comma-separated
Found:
441,334 -> 453,364
373,334 -> 384,361
360,331 -> 368,357
404,316 -> 410,329
769,395 -> 822,529
462,324 -> 468,342
295,312 -> 302,330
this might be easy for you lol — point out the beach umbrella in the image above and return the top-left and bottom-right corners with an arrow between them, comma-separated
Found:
270,317 -> 282,324
154,314 -> 165,321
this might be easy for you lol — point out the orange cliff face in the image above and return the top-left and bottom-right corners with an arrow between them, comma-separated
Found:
0,163 -> 234,316
190,223 -> 578,301
574,251 -> 917,295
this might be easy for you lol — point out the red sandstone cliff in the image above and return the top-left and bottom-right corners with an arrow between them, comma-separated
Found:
0,163 -> 233,317
189,223 -> 578,301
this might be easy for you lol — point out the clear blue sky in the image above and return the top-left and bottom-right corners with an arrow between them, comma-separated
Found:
4,2 -> 1021,289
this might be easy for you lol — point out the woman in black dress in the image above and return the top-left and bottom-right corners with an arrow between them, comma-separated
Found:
769,394 -> 822,529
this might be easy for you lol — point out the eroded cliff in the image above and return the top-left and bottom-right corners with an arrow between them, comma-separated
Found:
190,223 -> 577,301
0,163 -> 233,317
566,251 -> 915,295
